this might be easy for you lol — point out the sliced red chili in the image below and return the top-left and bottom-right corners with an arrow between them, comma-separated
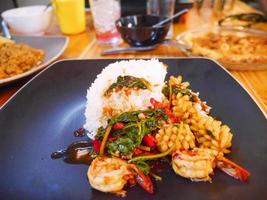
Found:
133,148 -> 143,155
113,122 -> 124,130
150,98 -> 180,123
92,139 -> 101,152
165,108 -> 180,123
150,98 -> 163,109
143,134 -> 157,148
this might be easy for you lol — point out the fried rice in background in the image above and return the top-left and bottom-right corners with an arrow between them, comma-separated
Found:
0,37 -> 44,79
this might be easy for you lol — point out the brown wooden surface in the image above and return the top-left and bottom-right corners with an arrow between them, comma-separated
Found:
0,1 -> 267,118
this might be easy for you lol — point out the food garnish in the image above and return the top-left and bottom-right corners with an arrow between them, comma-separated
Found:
104,75 -> 150,96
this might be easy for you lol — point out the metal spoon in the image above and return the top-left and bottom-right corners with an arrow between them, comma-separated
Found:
43,2 -> 52,12
152,8 -> 189,28
1,20 -> 12,40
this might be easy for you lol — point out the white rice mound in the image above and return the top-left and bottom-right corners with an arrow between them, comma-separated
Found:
84,59 -> 167,139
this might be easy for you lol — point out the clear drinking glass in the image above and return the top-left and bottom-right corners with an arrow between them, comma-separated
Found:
213,0 -> 235,16
147,0 -> 175,39
89,0 -> 121,45
185,0 -> 236,30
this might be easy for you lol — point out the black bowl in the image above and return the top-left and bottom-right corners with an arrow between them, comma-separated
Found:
116,15 -> 171,47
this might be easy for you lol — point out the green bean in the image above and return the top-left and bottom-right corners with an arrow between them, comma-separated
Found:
99,125 -> 112,155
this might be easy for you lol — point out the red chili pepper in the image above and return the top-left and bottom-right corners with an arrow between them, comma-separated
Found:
92,139 -> 101,152
150,98 -> 180,123
133,148 -> 143,155
150,98 -> 163,109
165,108 -> 180,123
113,122 -> 125,129
143,134 -> 157,148
150,98 -> 157,106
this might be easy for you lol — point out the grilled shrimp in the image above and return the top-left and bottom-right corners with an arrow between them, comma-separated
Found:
172,148 -> 218,181
88,157 -> 153,196
88,157 -> 133,196
172,148 -> 250,182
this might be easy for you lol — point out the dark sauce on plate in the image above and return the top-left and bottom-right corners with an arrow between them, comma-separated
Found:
73,128 -> 86,137
149,157 -> 172,174
51,140 -> 93,165
51,128 -> 93,165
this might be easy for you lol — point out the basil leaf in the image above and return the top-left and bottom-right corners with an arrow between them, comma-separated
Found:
104,75 -> 150,96
135,161 -> 150,175
107,138 -> 135,154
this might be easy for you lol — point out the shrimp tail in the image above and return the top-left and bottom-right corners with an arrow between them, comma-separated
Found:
216,157 -> 250,182
128,164 -> 154,194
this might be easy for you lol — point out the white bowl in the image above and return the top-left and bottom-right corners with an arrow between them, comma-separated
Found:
1,5 -> 52,36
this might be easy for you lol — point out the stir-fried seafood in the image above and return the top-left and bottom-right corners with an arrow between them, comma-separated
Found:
86,74 -> 250,195
53,61 -> 251,197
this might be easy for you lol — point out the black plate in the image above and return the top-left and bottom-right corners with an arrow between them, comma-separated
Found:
0,58 -> 266,200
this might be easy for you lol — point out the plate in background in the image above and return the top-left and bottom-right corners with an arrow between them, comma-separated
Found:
0,35 -> 69,86
176,27 -> 267,71
0,58 -> 266,200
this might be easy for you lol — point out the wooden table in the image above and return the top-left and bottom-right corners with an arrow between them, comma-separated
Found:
0,1 -> 267,118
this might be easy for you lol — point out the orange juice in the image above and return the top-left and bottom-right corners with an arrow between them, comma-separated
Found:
52,0 -> 86,34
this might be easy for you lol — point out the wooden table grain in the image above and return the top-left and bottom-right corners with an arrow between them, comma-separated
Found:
0,1 -> 267,118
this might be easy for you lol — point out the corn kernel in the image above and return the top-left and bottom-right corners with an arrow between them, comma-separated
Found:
170,134 -> 177,141
168,141 -> 173,148
160,143 -> 168,152
163,135 -> 169,142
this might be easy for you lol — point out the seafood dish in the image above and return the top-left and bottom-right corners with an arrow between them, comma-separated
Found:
177,27 -> 267,70
53,59 -> 250,197
0,36 -> 44,79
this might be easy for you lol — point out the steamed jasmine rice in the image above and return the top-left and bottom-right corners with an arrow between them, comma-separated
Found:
84,59 -> 167,139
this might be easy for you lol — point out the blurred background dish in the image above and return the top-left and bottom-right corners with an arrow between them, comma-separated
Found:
0,35 -> 68,86
116,15 -> 171,47
1,5 -> 52,36
0,37 -> 45,79
176,27 -> 267,71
